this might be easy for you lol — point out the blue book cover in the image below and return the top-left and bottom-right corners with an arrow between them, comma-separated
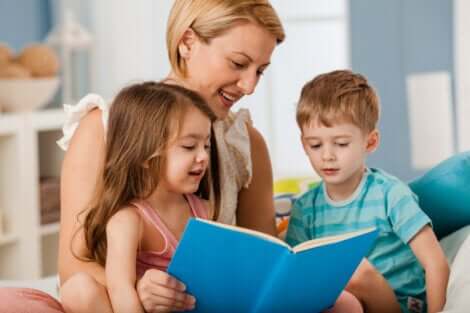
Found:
168,218 -> 378,313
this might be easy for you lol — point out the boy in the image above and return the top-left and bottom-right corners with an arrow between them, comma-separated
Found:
286,70 -> 449,313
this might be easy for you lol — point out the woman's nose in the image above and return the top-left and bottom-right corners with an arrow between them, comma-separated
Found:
237,70 -> 258,95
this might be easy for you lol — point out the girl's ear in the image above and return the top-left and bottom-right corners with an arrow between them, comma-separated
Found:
366,129 -> 380,153
178,28 -> 198,60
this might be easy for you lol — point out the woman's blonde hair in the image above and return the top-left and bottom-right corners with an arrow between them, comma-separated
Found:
77,82 -> 217,266
167,0 -> 285,77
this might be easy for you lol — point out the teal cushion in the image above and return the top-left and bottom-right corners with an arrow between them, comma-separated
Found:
409,151 -> 470,239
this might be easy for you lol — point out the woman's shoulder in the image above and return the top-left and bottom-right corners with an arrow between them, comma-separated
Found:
57,93 -> 111,151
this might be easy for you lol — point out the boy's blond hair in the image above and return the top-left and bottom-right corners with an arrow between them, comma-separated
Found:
296,70 -> 380,134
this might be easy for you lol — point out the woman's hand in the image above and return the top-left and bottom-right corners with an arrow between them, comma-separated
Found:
136,269 -> 196,313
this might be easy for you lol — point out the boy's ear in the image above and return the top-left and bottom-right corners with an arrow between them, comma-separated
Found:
366,129 -> 380,153
178,28 -> 198,59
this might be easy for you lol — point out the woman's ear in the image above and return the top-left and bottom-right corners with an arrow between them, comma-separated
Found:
178,28 -> 198,59
366,129 -> 380,153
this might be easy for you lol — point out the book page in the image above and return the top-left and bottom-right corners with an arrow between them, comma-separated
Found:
293,227 -> 376,253
195,218 -> 290,248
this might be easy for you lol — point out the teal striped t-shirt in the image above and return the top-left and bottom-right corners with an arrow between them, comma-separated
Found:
286,168 -> 431,311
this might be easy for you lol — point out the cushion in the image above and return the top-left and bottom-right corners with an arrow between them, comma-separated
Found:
409,151 -> 470,239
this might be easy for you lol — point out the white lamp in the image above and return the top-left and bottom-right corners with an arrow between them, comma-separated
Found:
46,9 -> 92,104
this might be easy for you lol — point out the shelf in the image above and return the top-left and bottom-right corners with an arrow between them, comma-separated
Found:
0,233 -> 19,247
40,222 -> 60,236
0,113 -> 21,136
32,108 -> 65,131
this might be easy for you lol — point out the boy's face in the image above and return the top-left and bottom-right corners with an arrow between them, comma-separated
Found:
301,119 -> 379,193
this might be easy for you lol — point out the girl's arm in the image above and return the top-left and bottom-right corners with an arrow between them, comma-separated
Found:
409,225 -> 450,313
59,108 -> 107,285
107,208 -> 196,313
236,124 -> 277,236
106,208 -> 145,313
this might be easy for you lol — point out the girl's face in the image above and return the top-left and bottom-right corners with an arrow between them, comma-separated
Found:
160,106 -> 212,194
179,22 -> 277,119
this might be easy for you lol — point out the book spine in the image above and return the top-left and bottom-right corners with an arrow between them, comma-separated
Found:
251,250 -> 290,313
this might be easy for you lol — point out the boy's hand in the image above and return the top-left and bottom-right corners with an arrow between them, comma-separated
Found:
136,269 -> 196,312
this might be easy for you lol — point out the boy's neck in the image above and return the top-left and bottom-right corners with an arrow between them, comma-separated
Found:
324,166 -> 367,202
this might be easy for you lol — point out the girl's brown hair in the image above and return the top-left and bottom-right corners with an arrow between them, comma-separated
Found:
167,0 -> 285,78
78,82 -> 217,266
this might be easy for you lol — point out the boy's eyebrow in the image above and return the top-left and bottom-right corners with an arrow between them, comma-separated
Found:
303,135 -> 353,140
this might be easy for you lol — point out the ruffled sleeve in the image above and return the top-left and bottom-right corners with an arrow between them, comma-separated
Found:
56,94 -> 110,151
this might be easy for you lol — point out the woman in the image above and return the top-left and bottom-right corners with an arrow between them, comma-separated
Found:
59,1 -> 285,312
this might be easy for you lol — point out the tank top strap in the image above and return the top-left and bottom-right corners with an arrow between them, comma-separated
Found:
131,200 -> 178,251
184,194 -> 209,220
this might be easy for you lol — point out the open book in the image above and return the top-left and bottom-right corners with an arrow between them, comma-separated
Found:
168,218 -> 378,313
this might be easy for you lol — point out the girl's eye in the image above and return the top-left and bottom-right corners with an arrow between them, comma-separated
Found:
310,144 -> 321,150
204,144 -> 211,151
337,143 -> 349,147
256,69 -> 265,77
182,145 -> 195,150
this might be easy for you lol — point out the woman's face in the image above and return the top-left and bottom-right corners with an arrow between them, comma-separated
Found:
180,22 -> 277,119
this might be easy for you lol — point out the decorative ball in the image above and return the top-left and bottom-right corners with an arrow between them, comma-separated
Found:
17,44 -> 60,77
0,63 -> 32,78
0,43 -> 13,67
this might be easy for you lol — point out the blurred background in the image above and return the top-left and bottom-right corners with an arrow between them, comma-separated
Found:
0,0 -> 469,282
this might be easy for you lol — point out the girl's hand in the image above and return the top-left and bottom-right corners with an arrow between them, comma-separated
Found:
136,269 -> 196,313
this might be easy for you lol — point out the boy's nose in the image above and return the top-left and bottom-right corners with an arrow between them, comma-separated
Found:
322,148 -> 335,161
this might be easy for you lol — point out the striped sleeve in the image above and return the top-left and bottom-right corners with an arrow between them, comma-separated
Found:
285,194 -> 312,246
386,182 -> 432,243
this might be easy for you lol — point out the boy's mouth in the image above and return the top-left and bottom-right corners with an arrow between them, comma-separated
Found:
322,168 -> 339,176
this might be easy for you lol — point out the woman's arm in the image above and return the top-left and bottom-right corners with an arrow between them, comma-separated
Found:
236,124 -> 276,236
59,108 -> 107,285
409,225 -> 449,313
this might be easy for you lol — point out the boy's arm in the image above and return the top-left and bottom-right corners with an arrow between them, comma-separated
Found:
106,208 -> 145,313
285,199 -> 311,246
409,225 -> 449,313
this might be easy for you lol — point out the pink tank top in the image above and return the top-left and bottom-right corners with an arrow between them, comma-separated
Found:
132,194 -> 208,278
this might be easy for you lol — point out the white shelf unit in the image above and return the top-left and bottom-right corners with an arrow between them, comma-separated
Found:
0,108 -> 65,279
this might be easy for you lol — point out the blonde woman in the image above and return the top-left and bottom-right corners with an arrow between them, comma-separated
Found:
58,2 -> 285,312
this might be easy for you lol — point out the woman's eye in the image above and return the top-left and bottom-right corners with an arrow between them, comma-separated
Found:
231,61 -> 245,69
182,145 -> 195,150
204,144 -> 211,150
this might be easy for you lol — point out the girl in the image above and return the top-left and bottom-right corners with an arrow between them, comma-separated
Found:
61,82 -> 216,313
